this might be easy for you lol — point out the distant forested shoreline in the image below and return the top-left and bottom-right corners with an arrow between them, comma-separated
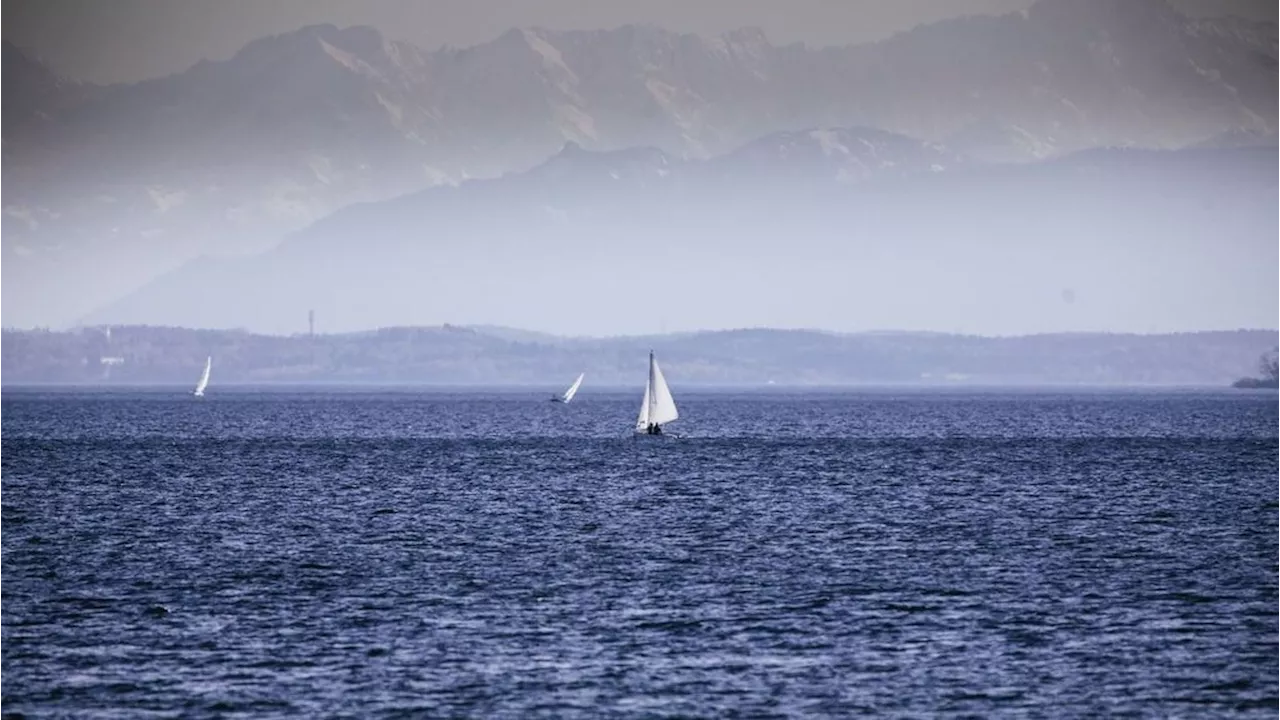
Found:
3,325 -> 1276,387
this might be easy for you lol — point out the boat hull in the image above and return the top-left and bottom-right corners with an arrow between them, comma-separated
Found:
632,432 -> 677,440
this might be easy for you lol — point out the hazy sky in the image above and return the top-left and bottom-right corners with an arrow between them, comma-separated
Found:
6,0 -> 1275,84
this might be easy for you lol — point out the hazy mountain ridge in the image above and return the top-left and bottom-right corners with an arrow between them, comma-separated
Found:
3,0 -> 1276,328
0,41 -> 106,141
9,2 -> 1272,181
5,325 -> 1274,387
84,139 -> 1279,336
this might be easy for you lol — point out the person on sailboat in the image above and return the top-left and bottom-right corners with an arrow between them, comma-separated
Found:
647,422 -> 662,435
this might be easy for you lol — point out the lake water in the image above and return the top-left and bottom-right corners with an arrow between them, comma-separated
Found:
3,388 -> 1277,717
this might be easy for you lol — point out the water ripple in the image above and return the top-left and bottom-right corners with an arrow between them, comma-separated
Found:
2,390 -> 1276,717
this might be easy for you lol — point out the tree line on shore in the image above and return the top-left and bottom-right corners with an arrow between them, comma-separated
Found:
3,325 -> 1277,387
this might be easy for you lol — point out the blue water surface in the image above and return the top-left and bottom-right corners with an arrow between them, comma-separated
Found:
3,388 -> 1276,717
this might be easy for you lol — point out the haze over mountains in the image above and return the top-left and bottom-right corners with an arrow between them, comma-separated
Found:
86,138 -> 1278,336
2,0 -> 1276,333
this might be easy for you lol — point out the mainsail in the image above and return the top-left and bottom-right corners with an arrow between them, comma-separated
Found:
561,373 -> 585,403
635,351 -> 678,431
194,356 -> 211,397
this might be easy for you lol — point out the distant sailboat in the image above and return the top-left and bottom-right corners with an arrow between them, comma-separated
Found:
636,351 -> 678,435
193,356 -> 211,397
552,372 -> 585,403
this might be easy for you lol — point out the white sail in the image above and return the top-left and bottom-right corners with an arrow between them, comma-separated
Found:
635,380 -> 652,430
194,356 -> 211,397
648,354 -> 678,424
635,351 -> 678,431
561,373 -> 585,403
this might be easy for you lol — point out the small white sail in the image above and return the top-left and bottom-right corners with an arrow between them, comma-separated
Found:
635,351 -> 678,432
193,356 -> 211,397
649,356 -> 678,425
635,380 -> 652,429
560,373 -> 585,403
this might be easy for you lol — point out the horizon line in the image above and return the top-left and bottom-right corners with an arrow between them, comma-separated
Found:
2,380 -> 1268,391
7,323 -> 1278,341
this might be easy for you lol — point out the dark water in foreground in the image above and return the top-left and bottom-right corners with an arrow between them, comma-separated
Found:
3,388 -> 1277,717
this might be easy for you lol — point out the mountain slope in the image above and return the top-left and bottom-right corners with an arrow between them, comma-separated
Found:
4,0 -> 1276,329
1,40 -> 103,141
834,0 -> 1278,154
85,135 -> 1279,337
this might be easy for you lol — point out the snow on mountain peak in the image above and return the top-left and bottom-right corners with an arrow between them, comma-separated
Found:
4,10 -> 1275,328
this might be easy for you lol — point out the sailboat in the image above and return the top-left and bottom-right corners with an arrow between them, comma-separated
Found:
551,372 -> 585,403
193,356 -> 211,397
636,350 -> 678,435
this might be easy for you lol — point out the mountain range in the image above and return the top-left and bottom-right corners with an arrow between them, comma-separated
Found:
2,0 -> 1276,330
82,136 -> 1279,336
